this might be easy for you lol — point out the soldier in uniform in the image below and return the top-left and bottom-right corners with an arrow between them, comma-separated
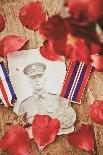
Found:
18,62 -> 76,135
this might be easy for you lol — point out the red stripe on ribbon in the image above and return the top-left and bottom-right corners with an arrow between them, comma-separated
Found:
0,77 -> 11,107
69,62 -> 83,100
76,64 -> 92,102
61,61 -> 76,97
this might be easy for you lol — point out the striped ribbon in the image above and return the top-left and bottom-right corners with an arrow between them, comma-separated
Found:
0,62 -> 17,107
61,60 -> 93,103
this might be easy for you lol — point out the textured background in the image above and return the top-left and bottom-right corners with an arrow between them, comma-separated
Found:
0,0 -> 103,154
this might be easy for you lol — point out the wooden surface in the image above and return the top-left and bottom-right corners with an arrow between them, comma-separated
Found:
0,0 -> 103,155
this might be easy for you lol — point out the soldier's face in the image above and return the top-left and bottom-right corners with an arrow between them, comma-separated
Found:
29,74 -> 46,90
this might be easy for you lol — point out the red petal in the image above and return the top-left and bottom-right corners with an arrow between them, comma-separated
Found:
67,124 -> 95,152
50,37 -> 67,56
90,42 -> 101,55
90,54 -> 103,72
0,14 -> 5,32
32,114 -> 60,151
39,15 -> 68,40
40,40 -> 64,61
88,100 -> 103,124
65,0 -> 103,25
19,1 -> 46,30
65,34 -> 91,63
0,125 -> 31,155
44,35 -> 91,63
0,35 -> 29,57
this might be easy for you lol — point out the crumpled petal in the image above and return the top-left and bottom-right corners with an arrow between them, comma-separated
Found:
40,40 -> 64,61
0,125 -> 31,155
65,34 -> 91,63
32,114 -> 60,151
50,37 -> 67,56
41,34 -> 98,64
0,14 -> 5,32
90,42 -> 101,55
39,15 -> 69,40
19,1 -> 46,30
90,54 -> 103,72
0,35 -> 29,57
88,100 -> 103,124
39,14 -> 101,63
50,34 -> 92,63
64,0 -> 103,26
67,124 -> 95,152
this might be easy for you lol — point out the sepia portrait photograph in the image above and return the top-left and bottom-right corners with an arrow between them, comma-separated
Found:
7,49 -> 76,135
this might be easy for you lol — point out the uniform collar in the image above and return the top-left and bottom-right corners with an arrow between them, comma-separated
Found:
33,88 -> 48,100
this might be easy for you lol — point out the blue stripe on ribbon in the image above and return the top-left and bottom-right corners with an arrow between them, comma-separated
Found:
72,63 -> 87,101
64,61 -> 80,98
1,62 -> 17,103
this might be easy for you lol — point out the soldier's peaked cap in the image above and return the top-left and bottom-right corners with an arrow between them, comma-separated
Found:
23,62 -> 46,77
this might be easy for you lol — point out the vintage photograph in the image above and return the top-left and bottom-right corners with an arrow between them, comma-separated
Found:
7,49 -> 76,135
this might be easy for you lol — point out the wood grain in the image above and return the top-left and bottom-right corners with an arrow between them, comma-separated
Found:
0,0 -> 103,154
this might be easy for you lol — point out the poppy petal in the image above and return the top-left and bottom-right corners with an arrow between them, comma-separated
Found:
40,40 -> 64,61
64,0 -> 103,25
88,100 -> 103,124
32,114 -> 60,151
39,15 -> 68,40
0,14 -> 5,32
65,34 -> 91,63
90,54 -> 103,72
90,42 -> 101,55
0,35 -> 29,57
0,125 -> 31,155
67,124 -> 95,152
44,35 -> 91,64
19,1 -> 46,30
49,37 -> 67,56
